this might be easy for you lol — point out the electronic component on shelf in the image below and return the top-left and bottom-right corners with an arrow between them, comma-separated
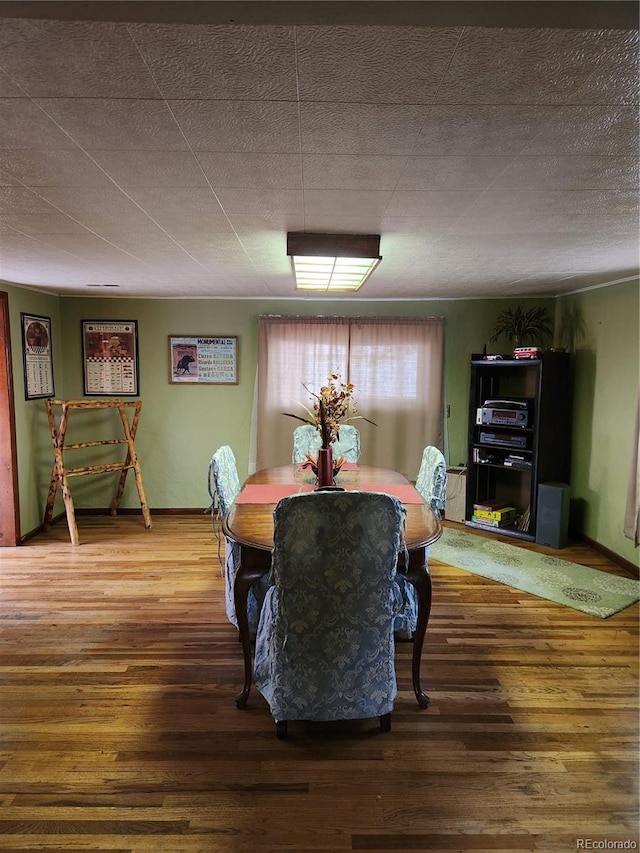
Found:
504,454 -> 532,468
481,398 -> 531,427
479,431 -> 528,449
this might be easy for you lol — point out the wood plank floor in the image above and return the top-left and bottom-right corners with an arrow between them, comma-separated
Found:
0,514 -> 638,853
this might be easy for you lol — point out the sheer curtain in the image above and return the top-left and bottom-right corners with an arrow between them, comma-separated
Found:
257,317 -> 350,470
624,388 -> 640,546
256,315 -> 445,478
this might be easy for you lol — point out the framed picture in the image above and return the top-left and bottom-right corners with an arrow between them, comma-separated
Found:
21,313 -> 55,399
169,335 -> 238,385
82,320 -> 139,396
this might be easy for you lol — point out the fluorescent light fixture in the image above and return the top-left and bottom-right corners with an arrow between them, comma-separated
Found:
287,232 -> 382,292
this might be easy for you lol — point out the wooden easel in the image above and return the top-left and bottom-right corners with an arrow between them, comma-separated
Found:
44,399 -> 152,545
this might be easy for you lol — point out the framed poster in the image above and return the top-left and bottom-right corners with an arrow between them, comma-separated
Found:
169,335 -> 238,385
82,320 -> 139,396
21,313 -> 55,399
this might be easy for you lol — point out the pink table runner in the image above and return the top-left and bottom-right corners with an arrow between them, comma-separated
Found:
235,484 -> 315,504
235,483 -> 424,505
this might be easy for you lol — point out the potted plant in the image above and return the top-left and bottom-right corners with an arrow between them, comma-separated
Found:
489,305 -> 553,348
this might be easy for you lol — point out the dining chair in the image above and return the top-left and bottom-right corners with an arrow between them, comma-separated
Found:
394,445 -> 447,639
208,445 -> 264,632
291,423 -> 361,464
253,489 -> 405,738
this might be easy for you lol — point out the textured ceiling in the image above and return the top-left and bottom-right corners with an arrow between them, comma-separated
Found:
0,2 -> 638,300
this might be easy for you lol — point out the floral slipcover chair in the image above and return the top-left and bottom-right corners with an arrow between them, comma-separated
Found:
208,445 -> 265,632
394,445 -> 447,638
254,490 -> 405,738
291,423 -> 361,464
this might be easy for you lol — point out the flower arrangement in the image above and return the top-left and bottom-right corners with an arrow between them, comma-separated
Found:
283,370 -> 374,449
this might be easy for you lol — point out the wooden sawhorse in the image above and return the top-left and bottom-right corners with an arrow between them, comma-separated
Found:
44,398 -> 152,545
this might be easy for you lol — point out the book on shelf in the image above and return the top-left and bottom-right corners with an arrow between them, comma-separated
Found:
472,505 -> 516,521
471,514 -> 516,528
472,498 -> 510,511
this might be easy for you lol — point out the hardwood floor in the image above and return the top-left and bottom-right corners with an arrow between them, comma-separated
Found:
0,514 -> 637,852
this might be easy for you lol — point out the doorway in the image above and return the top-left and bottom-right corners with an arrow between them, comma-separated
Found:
0,291 -> 20,545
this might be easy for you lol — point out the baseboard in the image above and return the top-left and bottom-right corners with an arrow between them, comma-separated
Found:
74,507 -> 208,516
578,533 -> 639,579
19,507 -> 210,543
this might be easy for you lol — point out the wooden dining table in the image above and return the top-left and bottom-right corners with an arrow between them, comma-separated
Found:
223,464 -> 442,709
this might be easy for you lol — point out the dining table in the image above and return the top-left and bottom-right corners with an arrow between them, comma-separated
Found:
223,463 -> 442,710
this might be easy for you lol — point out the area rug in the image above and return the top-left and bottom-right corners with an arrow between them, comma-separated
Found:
430,527 -> 639,618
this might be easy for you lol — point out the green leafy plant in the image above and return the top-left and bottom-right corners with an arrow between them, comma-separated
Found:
489,305 -> 553,347
556,302 -> 586,352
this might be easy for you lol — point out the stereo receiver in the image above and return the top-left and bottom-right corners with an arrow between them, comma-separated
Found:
480,398 -> 531,428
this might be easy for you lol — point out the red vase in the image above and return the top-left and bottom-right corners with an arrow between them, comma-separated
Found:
316,446 -> 334,488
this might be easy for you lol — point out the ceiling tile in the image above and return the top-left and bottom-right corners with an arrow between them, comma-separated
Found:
300,103 -> 429,155
0,19 -> 158,97
0,186 -> 59,215
491,155 -> 639,190
412,105 -> 559,155
198,153 -> 302,189
0,68 -> 24,97
0,212 -> 94,236
214,188 -> 304,215
296,25 -> 460,104
396,156 -> 513,190
385,190 -> 478,218
89,151 -> 209,188
170,100 -> 301,152
303,189 -> 393,218
0,148 -> 115,187
0,98 -> 80,148
436,27 -> 640,105
302,214 -> 388,234
130,23 -> 298,100
523,105 -> 639,155
123,186 -> 221,213
468,189 -> 638,217
302,154 -> 407,190
37,99 -> 189,151
35,185 -> 149,219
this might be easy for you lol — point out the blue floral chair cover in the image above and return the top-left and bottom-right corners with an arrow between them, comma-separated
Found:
291,423 -> 361,464
394,445 -> 447,638
208,445 -> 266,633
254,490 -> 405,738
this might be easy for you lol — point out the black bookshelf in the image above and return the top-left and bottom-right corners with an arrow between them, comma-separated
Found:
465,352 -> 571,542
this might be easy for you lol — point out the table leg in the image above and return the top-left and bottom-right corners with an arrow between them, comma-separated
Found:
233,547 -> 269,709
403,547 -> 432,708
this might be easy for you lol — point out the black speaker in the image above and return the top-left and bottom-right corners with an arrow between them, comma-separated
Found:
536,482 -> 570,549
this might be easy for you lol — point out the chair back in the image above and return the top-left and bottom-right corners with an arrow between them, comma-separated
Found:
208,445 -> 241,517
291,423 -> 361,463
415,446 -> 447,518
254,490 -> 404,728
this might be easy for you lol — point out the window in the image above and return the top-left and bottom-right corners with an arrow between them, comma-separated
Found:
256,316 -> 444,478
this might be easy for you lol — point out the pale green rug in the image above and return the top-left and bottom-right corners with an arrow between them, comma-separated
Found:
431,527 -> 639,618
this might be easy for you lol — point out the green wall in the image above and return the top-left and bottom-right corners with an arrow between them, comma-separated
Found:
3,282 -> 64,537
4,280 -> 638,567
558,280 -> 639,567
